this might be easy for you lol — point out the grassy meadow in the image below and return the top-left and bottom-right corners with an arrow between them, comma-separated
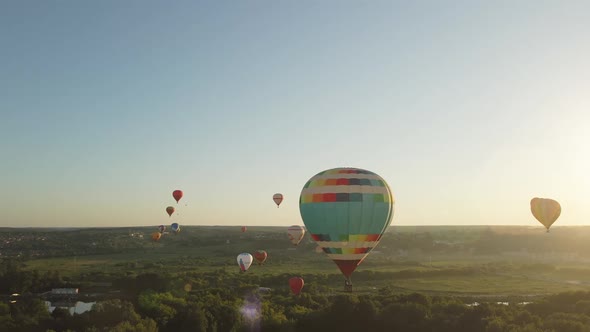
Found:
4,225 -> 590,299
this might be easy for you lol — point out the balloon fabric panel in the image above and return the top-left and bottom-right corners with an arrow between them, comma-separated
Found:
299,167 -> 394,278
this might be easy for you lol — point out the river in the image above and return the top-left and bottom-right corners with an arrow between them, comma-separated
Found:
45,301 -> 96,314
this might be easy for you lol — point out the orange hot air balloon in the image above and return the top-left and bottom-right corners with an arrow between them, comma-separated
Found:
289,277 -> 304,295
254,250 -> 267,265
151,232 -> 161,242
173,190 -> 183,203
241,226 -> 247,233
166,206 -> 175,217
531,197 -> 561,232
273,193 -> 283,208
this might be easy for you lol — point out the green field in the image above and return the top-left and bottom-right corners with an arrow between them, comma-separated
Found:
3,225 -> 590,300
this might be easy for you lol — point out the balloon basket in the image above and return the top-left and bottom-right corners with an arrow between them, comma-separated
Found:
344,279 -> 353,293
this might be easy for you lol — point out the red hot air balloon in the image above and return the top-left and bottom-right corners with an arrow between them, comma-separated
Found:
173,190 -> 183,203
241,226 -> 247,233
166,206 -> 175,217
273,193 -> 283,208
254,250 -> 267,265
289,277 -> 304,295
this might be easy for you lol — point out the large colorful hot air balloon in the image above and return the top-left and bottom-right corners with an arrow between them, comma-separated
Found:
254,250 -> 267,265
289,277 -> 304,295
166,206 -> 175,217
171,223 -> 180,234
158,225 -> 166,233
299,167 -> 394,292
287,225 -> 305,246
173,190 -> 183,203
151,232 -> 161,242
273,193 -> 283,207
531,197 -> 561,232
237,253 -> 253,272
241,226 -> 247,233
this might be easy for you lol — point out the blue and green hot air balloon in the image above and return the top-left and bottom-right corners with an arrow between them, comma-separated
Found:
299,167 -> 394,292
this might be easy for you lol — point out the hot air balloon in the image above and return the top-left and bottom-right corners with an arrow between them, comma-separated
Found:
158,225 -> 166,233
254,250 -> 267,265
171,223 -> 180,234
287,225 -> 305,246
166,206 -> 175,217
289,277 -> 304,295
151,232 -> 161,242
237,253 -> 253,272
241,226 -> 247,233
531,197 -> 561,232
173,190 -> 183,203
273,193 -> 283,207
299,167 -> 394,292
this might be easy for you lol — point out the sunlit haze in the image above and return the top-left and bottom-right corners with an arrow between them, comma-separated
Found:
1,1 -> 589,227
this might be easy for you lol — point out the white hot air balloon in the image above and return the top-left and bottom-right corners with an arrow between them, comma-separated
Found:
237,253 -> 253,272
287,225 -> 305,246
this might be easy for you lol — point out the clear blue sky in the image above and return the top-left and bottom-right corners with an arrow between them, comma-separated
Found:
1,1 -> 589,227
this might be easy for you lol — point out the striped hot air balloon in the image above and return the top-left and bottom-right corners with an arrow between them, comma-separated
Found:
299,167 -> 394,292
273,193 -> 283,207
166,206 -> 175,217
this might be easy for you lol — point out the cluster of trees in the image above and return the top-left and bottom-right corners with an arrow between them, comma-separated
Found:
0,299 -> 158,332
2,258 -> 590,332
0,259 -> 64,294
4,285 -> 590,331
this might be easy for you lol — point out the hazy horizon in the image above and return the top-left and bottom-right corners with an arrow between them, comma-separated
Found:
2,1 -> 589,228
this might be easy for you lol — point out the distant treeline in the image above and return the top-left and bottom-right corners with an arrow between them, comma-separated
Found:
5,226 -> 590,260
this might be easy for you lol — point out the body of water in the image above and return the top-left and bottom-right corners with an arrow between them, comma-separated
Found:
45,301 -> 96,315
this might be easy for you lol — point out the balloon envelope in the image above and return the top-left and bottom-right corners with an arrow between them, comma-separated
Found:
287,225 -> 305,246
237,253 -> 253,272
151,232 -> 161,242
171,223 -> 180,233
241,226 -> 247,233
254,250 -> 267,265
158,225 -> 166,233
299,167 -> 394,279
531,197 -> 561,231
289,277 -> 304,295
166,206 -> 175,217
273,193 -> 283,207
173,190 -> 183,203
